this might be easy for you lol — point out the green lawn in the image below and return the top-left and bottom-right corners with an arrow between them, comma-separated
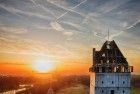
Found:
132,88 -> 140,94
56,84 -> 89,94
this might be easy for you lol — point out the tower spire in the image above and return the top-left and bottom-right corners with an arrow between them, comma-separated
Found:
108,28 -> 110,41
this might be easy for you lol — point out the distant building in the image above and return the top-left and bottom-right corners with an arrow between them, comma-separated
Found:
89,40 -> 133,94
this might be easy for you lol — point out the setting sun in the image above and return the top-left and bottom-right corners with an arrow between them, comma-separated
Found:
32,59 -> 54,73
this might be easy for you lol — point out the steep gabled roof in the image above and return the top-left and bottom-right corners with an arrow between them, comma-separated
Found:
94,40 -> 128,65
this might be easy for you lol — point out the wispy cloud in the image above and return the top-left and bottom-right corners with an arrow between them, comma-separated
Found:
47,0 -> 86,19
63,31 -> 73,36
50,21 -> 64,31
105,31 -> 124,40
97,0 -> 130,13
0,26 -> 28,34
126,20 -> 140,29
56,0 -> 87,20
0,4 -> 51,21
30,0 -> 57,18
0,0 -> 140,67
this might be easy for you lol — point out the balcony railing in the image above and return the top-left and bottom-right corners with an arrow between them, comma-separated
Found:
89,65 -> 133,73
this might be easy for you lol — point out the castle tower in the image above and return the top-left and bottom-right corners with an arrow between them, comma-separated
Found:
89,40 -> 133,94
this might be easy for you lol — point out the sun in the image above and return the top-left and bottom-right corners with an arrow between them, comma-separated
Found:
32,59 -> 54,73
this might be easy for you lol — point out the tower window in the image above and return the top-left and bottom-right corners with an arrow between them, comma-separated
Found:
102,90 -> 104,93
123,90 -> 125,93
112,81 -> 114,84
111,90 -> 114,94
102,67 -> 106,72
102,81 -> 104,84
123,81 -> 125,84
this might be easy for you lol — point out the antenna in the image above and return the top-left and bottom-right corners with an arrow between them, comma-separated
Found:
108,28 -> 110,41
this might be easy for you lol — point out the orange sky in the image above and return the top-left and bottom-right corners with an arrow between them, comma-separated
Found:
0,47 -> 139,76
0,0 -> 140,76
0,48 -> 91,75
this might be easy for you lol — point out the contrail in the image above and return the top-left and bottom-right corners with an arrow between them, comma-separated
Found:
0,4 -> 22,18
30,0 -> 56,18
56,0 -> 87,20
30,0 -> 36,5
47,0 -> 86,18
105,31 -> 124,40
126,20 -> 140,29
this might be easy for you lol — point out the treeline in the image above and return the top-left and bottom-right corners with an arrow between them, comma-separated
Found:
0,74 -> 90,94
132,75 -> 140,87
0,75 -> 34,92
1,74 -> 139,94
31,75 -> 90,94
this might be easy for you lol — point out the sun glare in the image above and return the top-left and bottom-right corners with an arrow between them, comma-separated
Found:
32,59 -> 54,73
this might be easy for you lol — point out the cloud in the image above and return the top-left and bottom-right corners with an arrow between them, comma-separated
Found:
56,0 -> 87,20
105,31 -> 124,40
63,31 -> 73,36
47,0 -> 85,19
97,0 -> 130,13
126,20 -> 140,29
82,13 -> 100,24
0,34 -> 79,60
61,21 -> 85,33
0,26 -> 28,34
0,0 -> 140,65
50,21 -> 75,37
0,4 -> 51,21
94,32 -> 103,39
30,0 -> 56,18
50,21 -> 64,31
109,31 -> 124,40
50,20 -> 78,37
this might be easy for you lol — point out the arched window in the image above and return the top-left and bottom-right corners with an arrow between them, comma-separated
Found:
112,81 -> 114,84
123,90 -> 125,93
123,81 -> 125,84
102,90 -> 104,93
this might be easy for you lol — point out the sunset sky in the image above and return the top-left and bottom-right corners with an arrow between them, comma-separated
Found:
0,0 -> 140,75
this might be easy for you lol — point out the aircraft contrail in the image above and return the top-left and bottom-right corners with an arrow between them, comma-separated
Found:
30,0 -> 57,18
105,30 -> 124,40
50,0 -> 87,32
126,20 -> 140,29
30,0 -> 87,21
56,0 -> 87,21
0,4 -> 22,18
47,0 -> 86,18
